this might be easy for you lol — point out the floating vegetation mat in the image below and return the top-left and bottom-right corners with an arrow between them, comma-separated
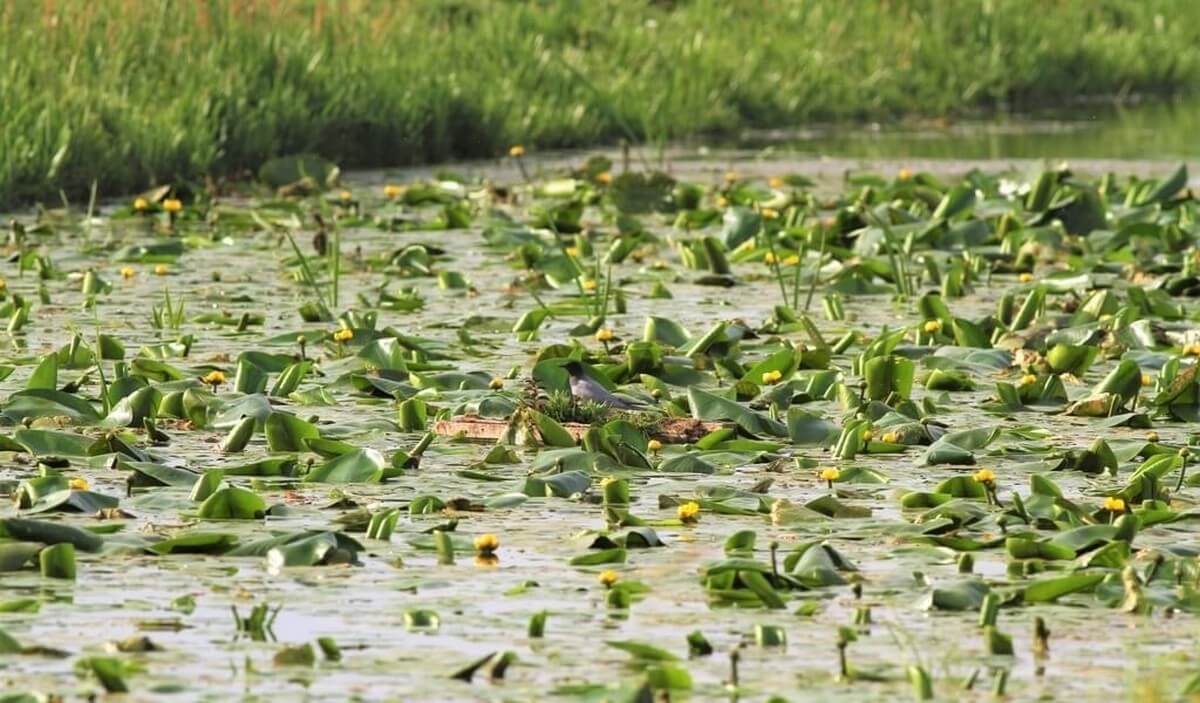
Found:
2,153 -> 1200,700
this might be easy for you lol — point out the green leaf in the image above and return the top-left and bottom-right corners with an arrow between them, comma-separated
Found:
0,517 -> 104,552
196,486 -> 267,520
264,412 -> 320,452
26,353 -> 58,391
1022,572 -> 1105,603
569,548 -> 626,566
607,640 -> 678,662
687,387 -> 786,437
148,531 -> 240,555
304,448 -> 386,483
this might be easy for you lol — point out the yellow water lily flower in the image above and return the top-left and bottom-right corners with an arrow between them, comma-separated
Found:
133,197 -> 149,212
1018,272 -> 1034,283
761,369 -> 783,385
923,319 -> 942,333
383,184 -> 403,199
768,176 -> 785,189
163,198 -> 182,213
1146,431 -> 1160,443
595,328 -> 614,343
202,370 -> 226,386
332,328 -> 354,343
474,533 -> 499,555
647,439 -> 663,452
596,171 -> 612,185
881,431 -> 901,444
508,145 -> 526,158
898,168 -> 913,181
489,377 -> 505,390
761,207 -> 779,220
723,171 -> 738,183
678,501 -> 701,523
973,468 -> 996,485
120,267 -> 135,279
581,279 -> 597,291
1020,374 -> 1037,386
154,264 -> 169,276
338,190 -> 353,202
1183,343 -> 1200,357
716,196 -> 729,208
565,246 -> 581,258
599,570 -> 619,588
1141,373 -> 1153,386
69,477 -> 89,491
861,429 -> 874,442
819,467 -> 840,482
763,252 -> 778,265
1103,496 -> 1126,513
782,255 -> 801,266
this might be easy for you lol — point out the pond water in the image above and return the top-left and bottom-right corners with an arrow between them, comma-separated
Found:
1,113 -> 1199,702
738,99 -> 1200,162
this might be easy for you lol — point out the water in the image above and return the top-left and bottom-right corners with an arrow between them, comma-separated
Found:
736,99 -> 1200,161
1,104 -> 1198,701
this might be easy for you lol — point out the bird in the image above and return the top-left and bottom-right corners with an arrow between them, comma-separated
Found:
563,360 -> 647,410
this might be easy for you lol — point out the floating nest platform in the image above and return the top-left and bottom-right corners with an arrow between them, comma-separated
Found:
432,415 -> 728,445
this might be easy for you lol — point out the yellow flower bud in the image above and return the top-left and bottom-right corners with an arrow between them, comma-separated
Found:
1103,496 -> 1125,513
677,501 -> 700,523
474,533 -> 499,555
508,145 -> 526,158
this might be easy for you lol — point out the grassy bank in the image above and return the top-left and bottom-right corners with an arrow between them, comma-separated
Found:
3,0 -> 1200,206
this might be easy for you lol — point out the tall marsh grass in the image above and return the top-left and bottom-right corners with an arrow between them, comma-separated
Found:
2,0 -> 1200,205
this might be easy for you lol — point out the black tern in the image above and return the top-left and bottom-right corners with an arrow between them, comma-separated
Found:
563,360 -> 646,410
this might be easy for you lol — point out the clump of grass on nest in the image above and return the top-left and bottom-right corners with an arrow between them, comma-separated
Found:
537,390 -> 663,432
539,391 -> 611,425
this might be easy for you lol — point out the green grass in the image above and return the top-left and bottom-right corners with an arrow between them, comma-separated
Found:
4,0 -> 1200,206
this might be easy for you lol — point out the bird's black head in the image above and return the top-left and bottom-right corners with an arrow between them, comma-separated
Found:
563,360 -> 585,377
